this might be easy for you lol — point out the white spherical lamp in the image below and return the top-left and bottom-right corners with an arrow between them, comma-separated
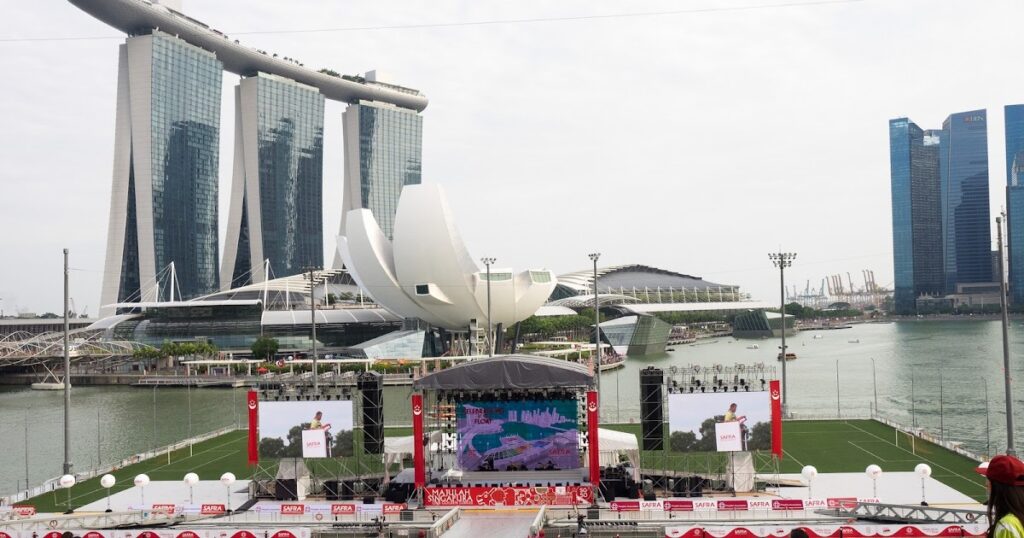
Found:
801,465 -> 818,480
134,474 -> 150,487
100,474 -> 116,489
183,472 -> 199,485
915,463 -> 932,478
865,464 -> 882,479
219,472 -> 236,486
59,474 -> 76,488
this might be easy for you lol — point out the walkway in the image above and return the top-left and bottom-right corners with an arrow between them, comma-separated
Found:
444,512 -> 537,538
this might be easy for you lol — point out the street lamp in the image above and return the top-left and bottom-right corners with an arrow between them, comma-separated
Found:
134,473 -> 150,508
59,473 -> 76,514
100,474 -> 115,513
865,464 -> 882,499
915,463 -> 931,506
184,472 -> 199,505
768,251 -> 796,416
220,472 -> 236,512
481,257 -> 497,357
800,465 -> 817,499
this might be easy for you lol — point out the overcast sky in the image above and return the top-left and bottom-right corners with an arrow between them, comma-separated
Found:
1,0 -> 1022,315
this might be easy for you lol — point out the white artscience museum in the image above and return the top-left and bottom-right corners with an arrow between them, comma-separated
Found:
337,184 -> 557,337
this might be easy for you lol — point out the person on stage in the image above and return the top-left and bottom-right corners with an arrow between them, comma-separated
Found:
309,411 -> 332,432
724,403 -> 746,423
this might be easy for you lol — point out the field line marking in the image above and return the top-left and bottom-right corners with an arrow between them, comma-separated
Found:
848,441 -> 889,462
844,422 -> 982,487
67,431 -> 246,504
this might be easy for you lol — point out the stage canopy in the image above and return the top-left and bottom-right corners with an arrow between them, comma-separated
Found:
413,355 -> 592,390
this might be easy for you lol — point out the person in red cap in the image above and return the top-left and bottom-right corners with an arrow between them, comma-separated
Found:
976,454 -> 1024,538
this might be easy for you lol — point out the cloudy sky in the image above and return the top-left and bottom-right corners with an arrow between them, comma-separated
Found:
1,0 -> 1021,315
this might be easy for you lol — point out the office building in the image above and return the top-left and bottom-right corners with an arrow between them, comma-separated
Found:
100,31 -> 223,313
222,73 -> 326,289
1005,105 -> 1024,303
339,96 -> 424,242
888,118 -> 943,313
940,109 -> 992,291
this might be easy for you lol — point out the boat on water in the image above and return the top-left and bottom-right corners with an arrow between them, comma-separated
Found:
777,352 -> 797,361
746,344 -> 759,350
812,334 -> 824,339
848,339 -> 860,344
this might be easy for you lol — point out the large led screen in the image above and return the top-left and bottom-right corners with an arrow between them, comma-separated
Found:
258,400 -> 354,458
456,399 -> 579,471
667,391 -> 772,452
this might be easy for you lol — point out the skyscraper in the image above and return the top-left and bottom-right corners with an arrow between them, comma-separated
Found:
889,118 -> 944,313
1005,105 -> 1024,303
221,73 -> 325,288
339,99 -> 424,241
940,109 -> 992,291
100,31 -> 222,314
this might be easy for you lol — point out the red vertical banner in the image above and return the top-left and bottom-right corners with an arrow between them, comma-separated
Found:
247,390 -> 259,465
769,380 -> 783,459
412,393 -> 426,488
586,390 -> 600,486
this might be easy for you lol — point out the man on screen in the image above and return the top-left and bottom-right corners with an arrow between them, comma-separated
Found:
724,403 -> 746,424
309,411 -> 332,432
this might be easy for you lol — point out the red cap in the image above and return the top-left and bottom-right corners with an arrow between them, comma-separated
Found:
976,455 -> 1024,486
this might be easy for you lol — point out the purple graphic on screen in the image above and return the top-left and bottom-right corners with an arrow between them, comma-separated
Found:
456,399 -> 580,471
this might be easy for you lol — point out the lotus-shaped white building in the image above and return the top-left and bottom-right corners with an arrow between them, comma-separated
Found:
337,184 -> 557,331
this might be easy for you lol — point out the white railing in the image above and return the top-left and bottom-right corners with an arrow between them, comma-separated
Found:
430,508 -> 462,538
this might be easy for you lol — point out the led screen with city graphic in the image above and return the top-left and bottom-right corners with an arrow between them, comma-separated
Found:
456,399 -> 579,471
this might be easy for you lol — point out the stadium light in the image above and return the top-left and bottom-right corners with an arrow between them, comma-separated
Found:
915,463 -> 932,506
100,473 -> 115,513
800,465 -> 817,499
865,464 -> 882,498
768,251 -> 796,416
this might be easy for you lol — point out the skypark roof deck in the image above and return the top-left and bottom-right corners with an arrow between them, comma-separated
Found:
68,0 -> 429,111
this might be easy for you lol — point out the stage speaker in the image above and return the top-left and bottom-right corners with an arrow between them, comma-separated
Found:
324,480 -> 340,500
275,479 -> 297,501
599,481 -> 614,502
640,367 -> 664,450
587,508 -> 600,521
340,481 -> 355,500
358,371 -> 384,454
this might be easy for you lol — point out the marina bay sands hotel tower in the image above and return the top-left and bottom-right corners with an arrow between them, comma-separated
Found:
70,0 -> 428,316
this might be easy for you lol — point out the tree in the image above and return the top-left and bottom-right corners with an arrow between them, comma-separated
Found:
333,430 -> 354,457
747,421 -> 772,451
251,336 -> 280,360
258,436 -> 286,458
670,431 -> 697,452
133,346 -> 162,361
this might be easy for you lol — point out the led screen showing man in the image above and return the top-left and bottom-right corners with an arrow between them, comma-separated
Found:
667,391 -> 772,452
258,400 -> 354,458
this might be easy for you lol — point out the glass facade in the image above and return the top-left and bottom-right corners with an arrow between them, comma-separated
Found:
1006,105 -> 1024,303
940,109 -> 992,291
254,74 -> 325,277
143,33 -> 222,300
888,118 -> 943,313
353,102 -> 423,239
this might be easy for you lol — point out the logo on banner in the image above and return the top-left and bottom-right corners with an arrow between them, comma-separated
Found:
383,503 -> 406,514
804,499 -> 827,509
588,401 -> 598,412
152,503 -> 176,514
176,532 -> 201,538
231,532 -> 258,538
413,404 -> 422,416
12,505 -> 35,517
332,504 -> 356,515
273,532 -> 297,538
772,499 -> 804,510
663,500 -> 693,512
201,504 -> 227,515
248,397 -> 257,410
137,532 -> 160,538
281,504 -> 306,515
610,501 -> 640,512
827,497 -> 858,509
83,533 -> 106,538
771,390 -> 780,400
0,532 -> 14,538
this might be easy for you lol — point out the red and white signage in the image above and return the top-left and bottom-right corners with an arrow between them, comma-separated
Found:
247,390 -> 259,465
770,380 -> 783,458
424,486 -> 594,507
152,504 -> 176,514
200,504 -> 227,515
271,532 -> 297,538
280,504 -> 305,515
586,391 -> 600,486
610,501 -> 640,512
12,505 -> 35,517
176,532 -> 201,538
664,500 -> 694,512
412,393 -> 425,489
716,499 -> 749,511
137,532 -> 161,538
230,531 -> 259,538
382,503 -> 406,515
771,499 -> 804,511
715,422 -> 744,452
827,497 -> 858,509
82,533 -> 106,538
331,504 -> 356,515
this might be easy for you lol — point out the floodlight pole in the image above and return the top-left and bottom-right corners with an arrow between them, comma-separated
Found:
309,268 -> 319,395
998,214 -> 1015,456
481,258 -> 496,356
589,253 -> 601,400
769,251 -> 796,418
63,248 -> 72,476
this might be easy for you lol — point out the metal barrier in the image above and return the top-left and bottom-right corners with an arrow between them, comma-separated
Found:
429,508 -> 462,538
529,506 -> 547,538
